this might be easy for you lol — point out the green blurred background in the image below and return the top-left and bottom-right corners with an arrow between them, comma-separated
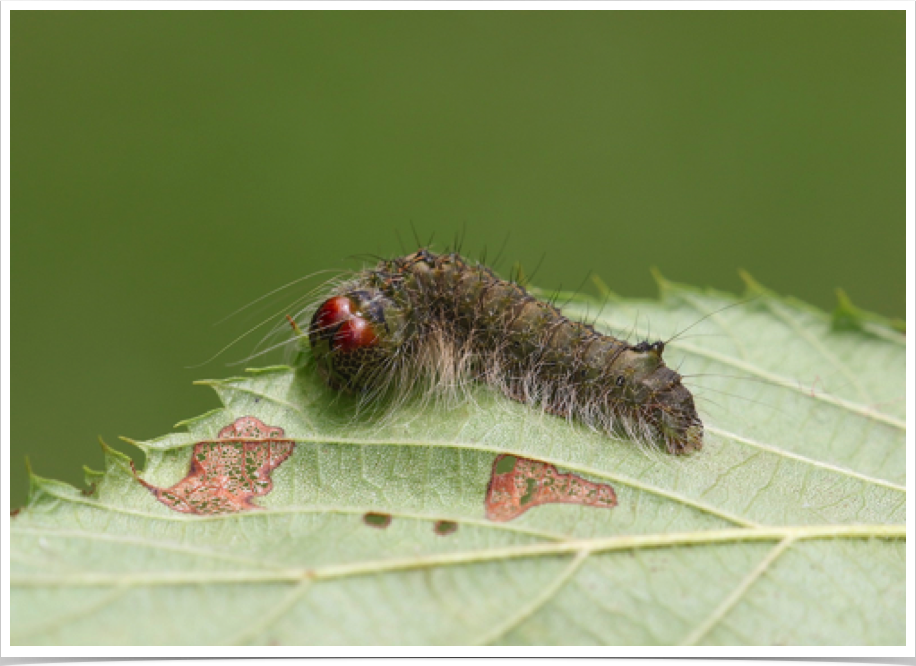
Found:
12,11 -> 904,507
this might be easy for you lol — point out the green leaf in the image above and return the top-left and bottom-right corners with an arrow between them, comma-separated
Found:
10,280 -> 905,646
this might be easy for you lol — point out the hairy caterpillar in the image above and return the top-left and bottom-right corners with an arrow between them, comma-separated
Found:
296,249 -> 703,454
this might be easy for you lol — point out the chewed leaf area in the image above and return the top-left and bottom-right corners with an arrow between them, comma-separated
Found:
485,454 -> 617,522
134,416 -> 294,515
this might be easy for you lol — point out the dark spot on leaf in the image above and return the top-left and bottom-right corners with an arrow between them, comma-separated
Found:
485,454 -> 617,522
133,416 -> 295,515
11,507 -> 21,518
81,482 -> 97,497
363,512 -> 392,528
433,520 -> 458,536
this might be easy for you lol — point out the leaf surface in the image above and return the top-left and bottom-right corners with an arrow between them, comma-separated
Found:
10,280 -> 906,645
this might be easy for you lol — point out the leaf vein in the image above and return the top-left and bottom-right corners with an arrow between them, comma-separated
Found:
474,549 -> 590,645
706,427 -> 904,493
679,537 -> 795,646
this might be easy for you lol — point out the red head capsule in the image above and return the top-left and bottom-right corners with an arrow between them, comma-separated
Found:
309,294 -> 381,354
308,289 -> 404,392
333,316 -> 378,352
312,296 -> 354,335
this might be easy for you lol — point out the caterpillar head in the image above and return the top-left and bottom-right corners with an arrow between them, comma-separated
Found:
308,290 -> 407,391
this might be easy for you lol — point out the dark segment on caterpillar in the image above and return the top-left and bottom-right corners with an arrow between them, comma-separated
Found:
306,250 -> 703,454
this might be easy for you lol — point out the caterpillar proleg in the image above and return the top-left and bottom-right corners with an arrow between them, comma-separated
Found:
294,249 -> 703,454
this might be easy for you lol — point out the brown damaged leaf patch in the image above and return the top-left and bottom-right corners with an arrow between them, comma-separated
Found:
136,416 -> 295,515
433,520 -> 458,536
363,512 -> 392,528
485,454 -> 617,522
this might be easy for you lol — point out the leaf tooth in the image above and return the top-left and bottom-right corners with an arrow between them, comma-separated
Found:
244,365 -> 294,375
174,407 -> 227,430
737,268 -> 770,298
649,265 -> 673,297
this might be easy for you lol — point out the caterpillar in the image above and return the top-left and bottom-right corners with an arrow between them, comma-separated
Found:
296,249 -> 703,455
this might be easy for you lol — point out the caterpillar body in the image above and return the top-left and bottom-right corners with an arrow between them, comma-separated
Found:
302,249 -> 703,454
